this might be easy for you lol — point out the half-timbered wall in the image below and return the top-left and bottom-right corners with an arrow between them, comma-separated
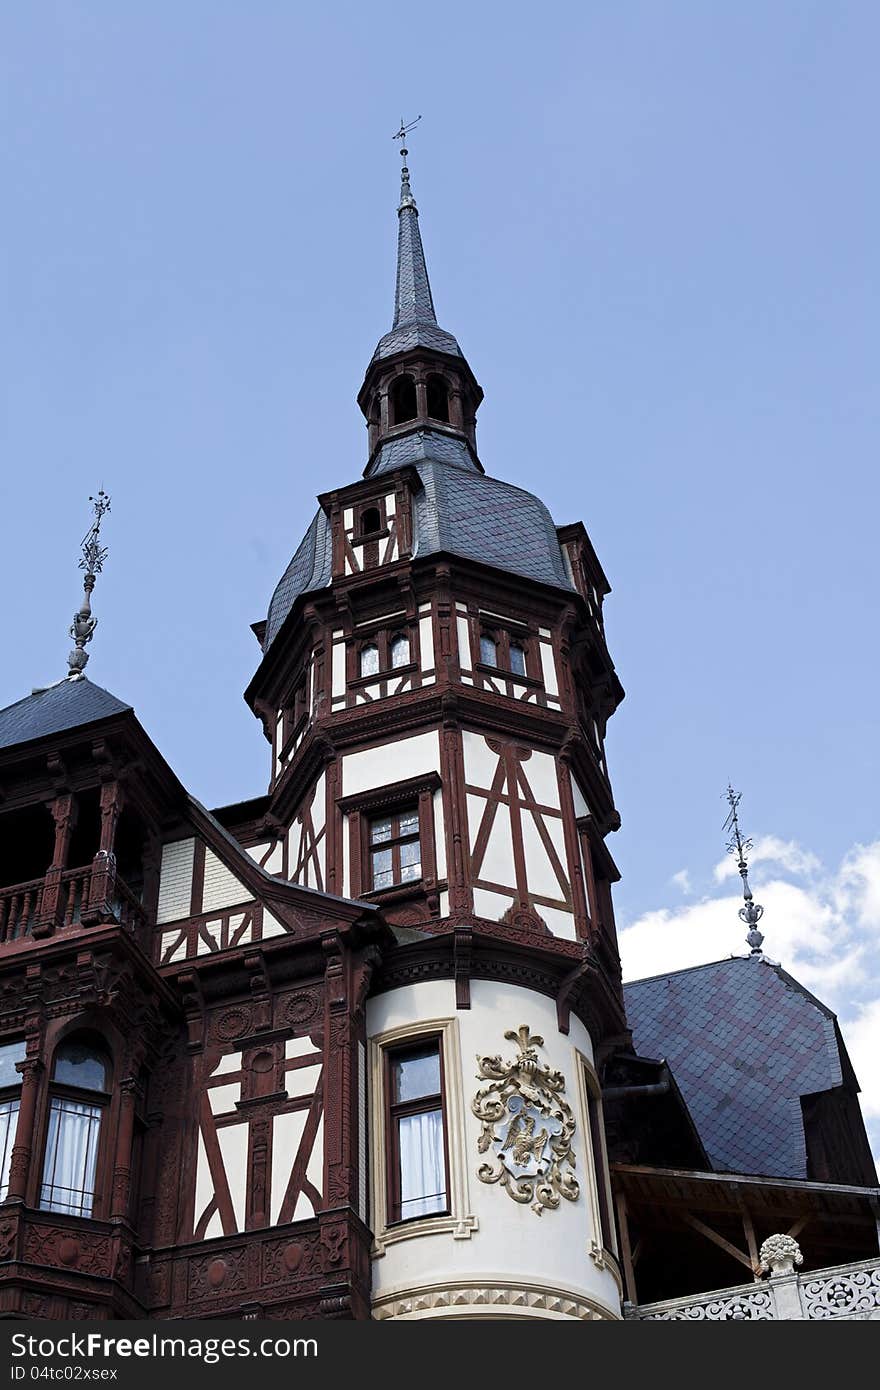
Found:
462,730 -> 577,939
191,1031 -> 324,1240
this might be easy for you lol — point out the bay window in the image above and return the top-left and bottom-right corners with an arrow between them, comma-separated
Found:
40,1040 -> 110,1219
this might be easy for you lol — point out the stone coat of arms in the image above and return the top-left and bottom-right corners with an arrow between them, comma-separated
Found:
472,1025 -> 579,1215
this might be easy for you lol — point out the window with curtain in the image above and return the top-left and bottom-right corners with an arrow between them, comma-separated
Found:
509,642 -> 527,676
359,644 -> 380,678
479,632 -> 498,667
387,1040 -> 447,1222
369,809 -> 421,890
0,1039 -> 25,1200
390,633 -> 410,668
40,1040 -> 110,1219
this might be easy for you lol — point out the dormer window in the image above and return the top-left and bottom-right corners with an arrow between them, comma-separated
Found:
360,644 -> 380,678
426,375 -> 450,423
390,633 -> 411,668
390,374 -> 417,425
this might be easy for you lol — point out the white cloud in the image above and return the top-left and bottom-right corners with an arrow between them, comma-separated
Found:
620,837 -> 880,1162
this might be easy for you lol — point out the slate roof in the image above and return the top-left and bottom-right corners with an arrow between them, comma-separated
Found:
624,956 -> 846,1181
371,173 -> 462,364
263,431 -> 575,652
0,678 -> 132,752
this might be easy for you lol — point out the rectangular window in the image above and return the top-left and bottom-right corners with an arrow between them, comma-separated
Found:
39,1097 -> 102,1218
387,1040 -> 448,1222
369,808 -> 421,890
0,1099 -> 20,1200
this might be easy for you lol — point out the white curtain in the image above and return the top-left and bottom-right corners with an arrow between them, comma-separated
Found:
40,1098 -> 101,1217
398,1109 -> 445,1218
0,1100 -> 20,1200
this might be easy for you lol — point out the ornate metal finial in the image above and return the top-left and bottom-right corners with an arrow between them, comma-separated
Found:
66,489 -> 111,681
723,784 -> 765,956
393,115 -> 421,211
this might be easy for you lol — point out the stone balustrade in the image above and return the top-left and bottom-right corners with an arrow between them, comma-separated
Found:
629,1254 -> 880,1321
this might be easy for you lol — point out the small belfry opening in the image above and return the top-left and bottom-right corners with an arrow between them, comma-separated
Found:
426,374 -> 449,422
390,374 -> 417,425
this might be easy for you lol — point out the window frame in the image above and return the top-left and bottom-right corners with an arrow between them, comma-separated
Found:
368,1017 -> 477,1255
350,626 -> 418,688
368,806 -> 422,893
575,1051 -> 619,1273
38,1039 -> 112,1221
338,773 -> 442,902
0,1039 -> 26,1202
384,1035 -> 450,1225
475,623 -> 541,686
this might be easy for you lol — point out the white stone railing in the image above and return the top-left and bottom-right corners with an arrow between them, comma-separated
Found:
631,1256 -> 880,1321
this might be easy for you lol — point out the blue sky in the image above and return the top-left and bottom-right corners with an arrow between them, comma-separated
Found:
2,5 -> 878,1152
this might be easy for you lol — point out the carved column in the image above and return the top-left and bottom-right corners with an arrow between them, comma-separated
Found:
414,378 -> 428,421
34,794 -> 77,936
7,1057 -> 44,1202
85,781 -> 123,925
110,1077 -> 139,1220
448,387 -> 464,431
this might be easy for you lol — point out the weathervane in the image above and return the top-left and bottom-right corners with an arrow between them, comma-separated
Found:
393,115 -> 421,210
67,489 -> 111,681
723,785 -> 765,956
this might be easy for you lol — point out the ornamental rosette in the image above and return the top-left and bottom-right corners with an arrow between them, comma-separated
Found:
472,1025 -> 579,1215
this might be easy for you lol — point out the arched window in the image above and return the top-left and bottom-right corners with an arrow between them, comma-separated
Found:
360,506 -> 382,536
426,375 -> 449,423
390,633 -> 410,669
360,644 -> 380,678
390,375 -> 417,425
0,1039 -> 26,1200
509,643 -> 527,677
40,1039 -> 111,1218
480,633 -> 498,667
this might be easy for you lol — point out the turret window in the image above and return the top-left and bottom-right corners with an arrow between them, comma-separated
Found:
40,1039 -> 111,1219
386,1038 -> 448,1222
426,375 -> 450,423
479,633 -> 498,666
360,644 -> 380,678
369,808 -> 421,890
0,1039 -> 26,1200
390,633 -> 410,668
509,642 -> 527,677
390,374 -> 417,425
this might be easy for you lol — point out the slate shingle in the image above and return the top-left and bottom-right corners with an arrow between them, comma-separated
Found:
624,956 -> 845,1180
0,678 -> 132,751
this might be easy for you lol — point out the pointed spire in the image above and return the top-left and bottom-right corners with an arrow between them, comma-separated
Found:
391,115 -> 437,328
724,785 -> 765,957
66,490 -> 111,681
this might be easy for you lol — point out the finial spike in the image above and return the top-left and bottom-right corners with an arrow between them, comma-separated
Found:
67,489 -> 111,681
393,114 -> 421,211
723,784 -> 765,956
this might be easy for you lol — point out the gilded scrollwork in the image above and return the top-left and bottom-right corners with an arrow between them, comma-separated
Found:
472,1025 -> 579,1215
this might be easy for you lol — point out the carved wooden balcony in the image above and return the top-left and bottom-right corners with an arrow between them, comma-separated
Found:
0,862 -> 145,947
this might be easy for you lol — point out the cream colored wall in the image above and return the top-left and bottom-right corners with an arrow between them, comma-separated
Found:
366,978 -> 621,1321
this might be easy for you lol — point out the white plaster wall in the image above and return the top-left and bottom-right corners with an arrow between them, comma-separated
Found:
367,978 -> 620,1320
341,731 -> 440,796
202,849 -> 250,913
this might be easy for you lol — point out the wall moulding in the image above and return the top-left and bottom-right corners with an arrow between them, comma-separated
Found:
371,1278 -> 617,1321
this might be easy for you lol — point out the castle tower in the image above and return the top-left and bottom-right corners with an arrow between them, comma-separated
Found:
237,142 -> 629,1319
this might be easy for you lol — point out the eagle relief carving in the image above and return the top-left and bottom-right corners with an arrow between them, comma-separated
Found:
472,1025 -> 579,1215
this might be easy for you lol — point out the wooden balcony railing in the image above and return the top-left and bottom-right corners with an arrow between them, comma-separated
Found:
0,863 -> 145,945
